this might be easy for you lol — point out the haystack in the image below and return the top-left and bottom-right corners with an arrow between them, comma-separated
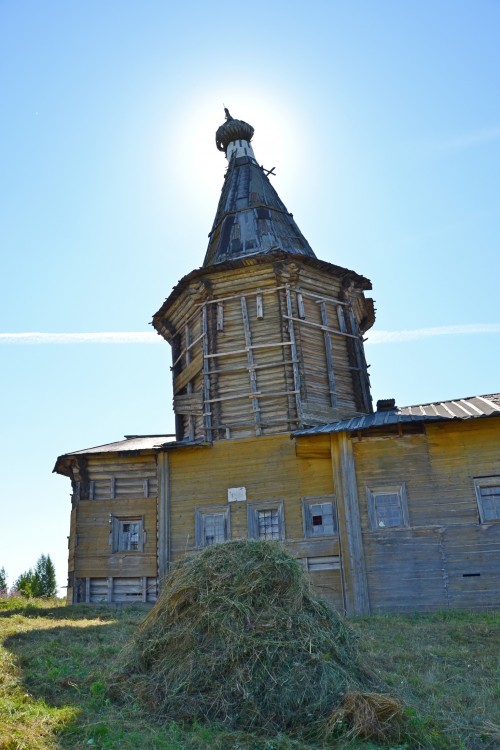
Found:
122,540 -> 402,739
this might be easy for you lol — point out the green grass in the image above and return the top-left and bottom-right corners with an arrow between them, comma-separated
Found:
0,597 -> 498,749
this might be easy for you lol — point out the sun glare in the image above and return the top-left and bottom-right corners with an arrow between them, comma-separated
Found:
162,86 -> 310,212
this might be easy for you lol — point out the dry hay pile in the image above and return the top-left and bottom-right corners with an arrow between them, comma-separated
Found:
121,540 -> 402,740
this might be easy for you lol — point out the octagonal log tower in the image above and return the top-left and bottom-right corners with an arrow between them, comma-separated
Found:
153,110 -> 375,442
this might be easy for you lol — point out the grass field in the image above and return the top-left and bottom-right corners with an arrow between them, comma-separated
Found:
0,598 -> 498,750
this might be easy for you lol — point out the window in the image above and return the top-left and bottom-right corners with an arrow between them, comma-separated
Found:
248,501 -> 285,541
474,477 -> 500,522
195,506 -> 230,547
366,484 -> 409,530
302,496 -> 337,537
111,517 -> 144,552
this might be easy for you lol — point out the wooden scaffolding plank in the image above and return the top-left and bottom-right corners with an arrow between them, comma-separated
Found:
184,323 -> 195,439
285,285 -> 303,422
320,301 -> 337,407
347,306 -> 372,412
240,296 -> 262,435
202,305 -> 213,441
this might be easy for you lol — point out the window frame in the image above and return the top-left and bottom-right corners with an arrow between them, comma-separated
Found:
195,505 -> 230,547
366,483 -> 409,531
247,500 -> 285,541
111,516 -> 145,553
473,476 -> 500,523
302,495 -> 337,538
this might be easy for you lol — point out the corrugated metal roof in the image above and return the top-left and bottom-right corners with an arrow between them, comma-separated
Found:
293,393 -> 500,436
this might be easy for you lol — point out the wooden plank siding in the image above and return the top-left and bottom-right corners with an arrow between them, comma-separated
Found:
167,433 -> 344,610
347,418 -> 500,612
163,259 -> 372,442
71,452 -> 159,603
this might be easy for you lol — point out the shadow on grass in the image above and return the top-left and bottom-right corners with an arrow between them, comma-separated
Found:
2,606 -> 159,749
0,599 -> 149,620
3,617 -> 315,750
2,609 -> 405,750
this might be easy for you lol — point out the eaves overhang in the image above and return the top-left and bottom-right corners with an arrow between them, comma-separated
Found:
53,436 -> 209,477
292,393 -> 500,438
152,250 -> 373,341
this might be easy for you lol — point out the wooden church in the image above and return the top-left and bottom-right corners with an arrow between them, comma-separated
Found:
54,110 -> 500,613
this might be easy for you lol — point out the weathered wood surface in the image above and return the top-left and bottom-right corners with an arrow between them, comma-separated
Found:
330,433 -> 369,615
167,433 -> 342,605
350,418 -> 500,612
162,259 -> 373,441
71,454 -> 159,585
79,575 -> 157,604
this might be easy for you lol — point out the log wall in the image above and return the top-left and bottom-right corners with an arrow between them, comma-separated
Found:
167,434 -> 344,609
70,452 -> 159,604
163,259 -> 372,442
349,418 -> 500,612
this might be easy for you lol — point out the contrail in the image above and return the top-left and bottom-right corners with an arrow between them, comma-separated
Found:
0,332 -> 161,344
1,324 -> 499,345
439,125 -> 500,152
366,324 -> 500,345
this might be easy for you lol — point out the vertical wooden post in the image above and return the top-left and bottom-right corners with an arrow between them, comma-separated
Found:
142,576 -> 148,603
347,305 -> 372,413
285,285 -> 303,423
320,301 -> 337,407
256,293 -> 264,319
85,577 -> 90,604
296,291 -> 306,319
107,577 -> 113,603
330,432 -> 370,615
240,296 -> 262,436
157,451 -> 171,586
201,305 -> 213,442
336,304 -> 347,335
216,302 -> 224,330
184,323 -> 195,441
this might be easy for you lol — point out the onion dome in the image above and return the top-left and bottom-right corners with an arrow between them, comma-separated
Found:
215,108 -> 255,153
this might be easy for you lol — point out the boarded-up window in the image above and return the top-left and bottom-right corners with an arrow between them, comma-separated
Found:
91,479 -> 112,500
366,484 -> 409,530
195,506 -> 230,547
89,476 -> 156,499
248,501 -> 285,541
302,495 -> 337,537
111,517 -> 144,552
115,477 -> 153,498
89,578 -> 108,603
304,556 -> 340,571
474,477 -> 500,522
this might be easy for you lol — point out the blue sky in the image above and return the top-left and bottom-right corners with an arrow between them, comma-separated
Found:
1,1 -> 499,590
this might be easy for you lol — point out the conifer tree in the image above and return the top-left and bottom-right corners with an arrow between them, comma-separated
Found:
0,567 -> 7,594
35,554 -> 57,597
15,555 -> 57,598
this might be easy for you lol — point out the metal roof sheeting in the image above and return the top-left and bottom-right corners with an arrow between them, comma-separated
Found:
66,435 -> 177,455
203,154 -> 316,266
293,393 -> 500,436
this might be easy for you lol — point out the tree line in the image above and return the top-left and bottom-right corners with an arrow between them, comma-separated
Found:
0,555 -> 57,598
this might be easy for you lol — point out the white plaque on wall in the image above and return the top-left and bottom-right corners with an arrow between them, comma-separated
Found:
228,486 -> 247,503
